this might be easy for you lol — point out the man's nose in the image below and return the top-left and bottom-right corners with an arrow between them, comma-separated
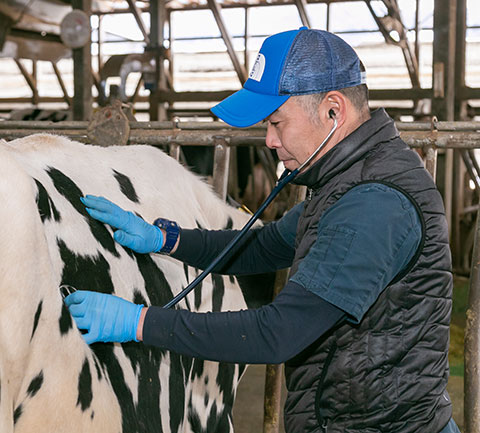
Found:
265,124 -> 281,149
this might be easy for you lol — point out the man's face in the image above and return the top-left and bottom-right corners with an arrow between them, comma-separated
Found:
265,97 -> 329,171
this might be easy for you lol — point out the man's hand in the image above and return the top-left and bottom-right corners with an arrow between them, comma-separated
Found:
64,290 -> 144,344
81,195 -> 164,253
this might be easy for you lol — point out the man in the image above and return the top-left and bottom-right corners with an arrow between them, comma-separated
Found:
65,27 -> 459,432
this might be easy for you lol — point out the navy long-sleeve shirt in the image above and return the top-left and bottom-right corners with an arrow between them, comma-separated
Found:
143,183 -> 422,364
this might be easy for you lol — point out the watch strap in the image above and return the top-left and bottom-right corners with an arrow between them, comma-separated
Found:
153,218 -> 180,254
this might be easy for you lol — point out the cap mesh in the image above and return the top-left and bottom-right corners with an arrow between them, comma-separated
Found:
279,29 -> 363,95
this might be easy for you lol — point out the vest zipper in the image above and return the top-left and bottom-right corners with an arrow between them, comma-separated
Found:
307,188 -> 313,201
315,340 -> 337,431
321,419 -> 328,432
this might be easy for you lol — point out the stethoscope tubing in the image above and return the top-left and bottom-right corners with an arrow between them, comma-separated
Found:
163,117 -> 337,309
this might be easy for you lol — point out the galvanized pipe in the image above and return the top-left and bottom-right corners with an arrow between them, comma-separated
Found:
1,120 -> 479,132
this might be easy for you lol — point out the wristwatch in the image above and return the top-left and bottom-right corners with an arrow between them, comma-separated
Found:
153,218 -> 180,254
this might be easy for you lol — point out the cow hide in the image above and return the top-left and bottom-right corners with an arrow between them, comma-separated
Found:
0,134 -> 268,433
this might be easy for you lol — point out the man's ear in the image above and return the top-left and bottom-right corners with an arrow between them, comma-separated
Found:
322,91 -> 347,125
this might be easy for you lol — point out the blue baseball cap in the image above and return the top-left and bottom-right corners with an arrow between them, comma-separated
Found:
211,27 -> 366,127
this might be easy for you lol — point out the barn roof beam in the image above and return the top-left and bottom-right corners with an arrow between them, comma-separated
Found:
207,0 -> 248,84
363,0 -> 420,89
51,62 -> 71,106
126,0 -> 151,45
294,0 -> 311,28
14,59 -> 38,104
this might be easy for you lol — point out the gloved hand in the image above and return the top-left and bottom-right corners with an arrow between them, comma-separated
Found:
64,290 -> 144,344
81,195 -> 164,253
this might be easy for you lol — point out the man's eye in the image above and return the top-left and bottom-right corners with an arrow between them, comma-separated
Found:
269,121 -> 280,126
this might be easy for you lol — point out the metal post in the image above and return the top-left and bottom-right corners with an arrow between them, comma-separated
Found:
432,0 -> 457,259
455,0 -> 468,120
432,0 -> 457,121
423,145 -> 438,182
169,144 -> 181,161
149,0 -> 167,121
72,0 -> 93,120
244,7 -> 249,70
465,210 -> 480,433
212,138 -> 231,201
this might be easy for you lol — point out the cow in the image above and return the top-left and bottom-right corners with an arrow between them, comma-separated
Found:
0,133 -> 273,433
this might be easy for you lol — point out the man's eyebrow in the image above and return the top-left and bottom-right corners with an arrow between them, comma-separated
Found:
266,108 -> 282,121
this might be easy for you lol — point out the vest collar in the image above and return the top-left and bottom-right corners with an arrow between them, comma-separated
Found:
292,108 -> 399,189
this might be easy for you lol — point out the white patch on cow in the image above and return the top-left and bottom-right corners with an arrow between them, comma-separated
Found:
0,134 -> 256,433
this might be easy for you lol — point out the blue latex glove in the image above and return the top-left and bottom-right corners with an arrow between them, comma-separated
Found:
64,290 -> 144,344
81,195 -> 164,253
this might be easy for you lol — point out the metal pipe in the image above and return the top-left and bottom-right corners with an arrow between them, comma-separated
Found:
51,62 -> 71,106
207,0 -> 248,84
126,0 -> 151,45
1,120 -> 479,132
465,209 -> 480,433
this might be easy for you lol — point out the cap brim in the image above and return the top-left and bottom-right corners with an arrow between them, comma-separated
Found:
211,88 -> 290,128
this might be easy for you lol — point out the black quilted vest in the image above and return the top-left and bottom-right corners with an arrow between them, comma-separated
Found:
284,109 -> 453,433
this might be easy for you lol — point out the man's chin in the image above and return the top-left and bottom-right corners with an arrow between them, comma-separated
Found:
282,160 -> 299,171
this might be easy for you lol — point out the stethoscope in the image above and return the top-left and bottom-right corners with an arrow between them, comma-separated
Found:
163,112 -> 338,309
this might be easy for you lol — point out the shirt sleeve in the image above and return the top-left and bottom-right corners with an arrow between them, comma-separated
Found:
142,280 -> 344,364
291,182 -> 422,323
171,203 -> 302,275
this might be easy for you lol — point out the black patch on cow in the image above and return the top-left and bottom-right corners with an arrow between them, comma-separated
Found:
113,170 -> 139,203
211,274 -> 224,312
195,219 -> 204,229
13,404 -> 22,424
238,364 -> 247,378
216,362 -> 239,420
168,352 -> 186,433
59,301 -> 73,335
91,411 -> 95,420
225,217 -> 233,230
194,279 -> 203,310
191,359 -> 205,381
183,263 -> 189,283
204,393 -> 209,407
235,272 -> 275,309
77,359 -> 93,411
206,401 -> 230,433
34,179 -> 61,223
93,356 -> 103,381
187,402 -> 203,433
58,240 -> 114,295
31,300 -> 43,340
47,167 -> 120,258
27,371 -> 44,398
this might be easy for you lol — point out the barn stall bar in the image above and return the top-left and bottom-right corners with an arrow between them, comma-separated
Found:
2,118 -> 480,433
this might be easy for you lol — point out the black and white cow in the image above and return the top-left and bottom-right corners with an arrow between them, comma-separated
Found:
0,134 -> 272,433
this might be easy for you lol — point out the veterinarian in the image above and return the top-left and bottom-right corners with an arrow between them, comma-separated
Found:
66,27 -> 459,433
